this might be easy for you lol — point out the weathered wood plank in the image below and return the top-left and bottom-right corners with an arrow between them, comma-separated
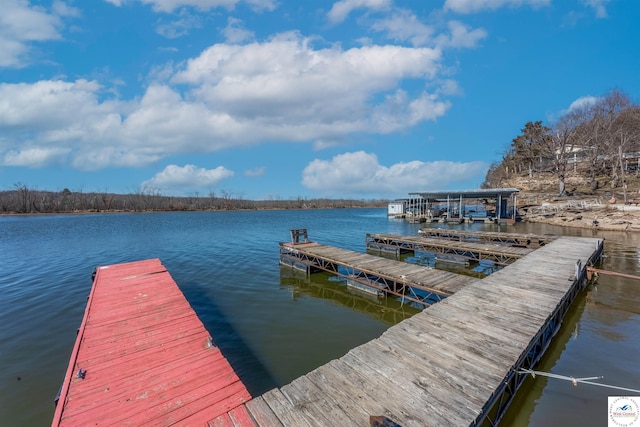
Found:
371,333 -> 499,407
265,235 -> 603,427
388,316 -> 514,377
228,405 -> 257,427
329,358 -> 453,427
244,396 -> 283,427
340,350 -> 472,427
305,361 -> 391,426
349,338 -> 485,421
283,376 -> 360,426
261,388 -> 314,427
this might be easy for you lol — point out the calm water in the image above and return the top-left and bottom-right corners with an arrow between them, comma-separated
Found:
0,209 -> 638,426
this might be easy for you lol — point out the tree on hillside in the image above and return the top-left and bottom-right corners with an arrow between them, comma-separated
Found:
612,105 -> 640,202
508,121 -> 551,177
548,114 -> 579,196
483,89 -> 640,196
481,161 -> 503,188
570,90 -> 631,191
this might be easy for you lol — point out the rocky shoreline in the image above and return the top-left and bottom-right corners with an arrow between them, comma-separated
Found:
521,202 -> 640,232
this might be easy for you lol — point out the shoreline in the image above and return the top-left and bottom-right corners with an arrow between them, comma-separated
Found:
0,205 -> 381,217
4,202 -> 640,233
521,203 -> 640,232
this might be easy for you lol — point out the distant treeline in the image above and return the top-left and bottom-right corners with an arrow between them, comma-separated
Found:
0,185 -> 387,214
483,89 -> 640,201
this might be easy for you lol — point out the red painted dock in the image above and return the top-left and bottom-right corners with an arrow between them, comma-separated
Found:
52,259 -> 254,427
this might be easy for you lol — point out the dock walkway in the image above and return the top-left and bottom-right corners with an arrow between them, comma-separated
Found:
52,259 -> 253,427
280,241 -> 478,307
55,234 -> 603,426
417,228 -> 556,248
366,233 -> 534,265
261,236 -> 603,426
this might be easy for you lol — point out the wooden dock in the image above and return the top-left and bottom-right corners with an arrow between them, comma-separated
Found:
55,233 -> 603,427
366,233 -> 534,265
265,235 -> 603,426
52,259 -> 254,427
417,228 -> 556,248
280,241 -> 478,307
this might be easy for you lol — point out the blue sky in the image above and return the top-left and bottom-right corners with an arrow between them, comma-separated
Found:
1,0 -> 638,200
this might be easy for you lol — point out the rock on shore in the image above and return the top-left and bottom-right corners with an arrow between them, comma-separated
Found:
523,203 -> 640,232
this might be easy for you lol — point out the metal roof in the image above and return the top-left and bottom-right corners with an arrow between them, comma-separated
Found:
407,188 -> 519,199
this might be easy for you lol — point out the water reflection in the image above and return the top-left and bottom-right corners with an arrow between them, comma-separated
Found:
279,267 -> 420,325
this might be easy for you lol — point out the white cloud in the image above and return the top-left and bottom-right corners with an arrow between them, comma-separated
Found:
437,21 -> 487,48
581,0 -> 611,19
444,0 -> 550,14
371,90 -> 451,133
173,32 -> 444,125
244,0 -> 277,12
245,166 -> 265,177
0,79 -> 109,130
367,9 -> 486,53
109,0 -> 276,13
148,0 -> 237,12
547,95 -> 599,123
371,9 -> 434,47
222,17 -> 254,44
3,147 -> 71,167
155,10 -> 202,38
438,79 -> 462,96
0,0 -> 76,68
327,0 -> 392,24
141,164 -> 234,194
147,61 -> 177,83
0,38 -> 27,68
0,33 -> 452,170
312,139 -> 341,150
567,95 -> 598,112
52,1 -> 80,17
301,151 -> 488,197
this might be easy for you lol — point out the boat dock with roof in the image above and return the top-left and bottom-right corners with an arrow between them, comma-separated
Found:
389,188 -> 520,224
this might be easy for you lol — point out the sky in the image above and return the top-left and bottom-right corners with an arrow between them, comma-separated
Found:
1,0 -> 638,200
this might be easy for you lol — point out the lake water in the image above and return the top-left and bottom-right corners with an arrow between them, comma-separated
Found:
1,208 -> 638,426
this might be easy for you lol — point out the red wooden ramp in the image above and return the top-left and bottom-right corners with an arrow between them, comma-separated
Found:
52,259 -> 255,427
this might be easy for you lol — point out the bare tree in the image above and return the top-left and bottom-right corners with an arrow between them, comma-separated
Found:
613,106 -> 640,202
548,116 -> 578,196
13,183 -> 32,213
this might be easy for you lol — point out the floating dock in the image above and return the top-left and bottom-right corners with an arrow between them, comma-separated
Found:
270,234 -> 603,426
279,240 -> 478,307
417,227 -> 556,248
366,233 -> 534,265
52,259 -> 253,427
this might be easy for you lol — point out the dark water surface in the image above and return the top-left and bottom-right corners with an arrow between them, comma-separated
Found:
0,209 -> 638,426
